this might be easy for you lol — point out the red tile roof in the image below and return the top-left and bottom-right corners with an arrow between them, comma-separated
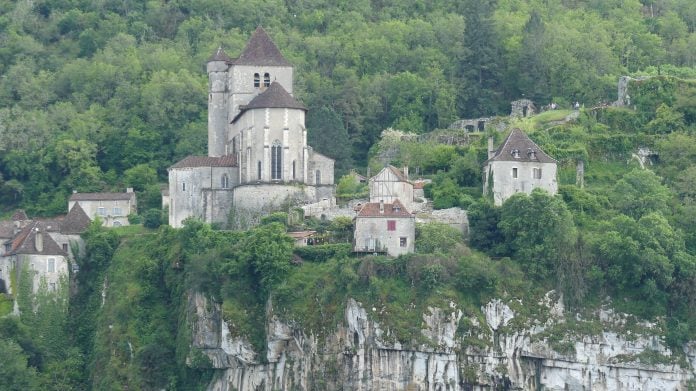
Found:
357,200 -> 412,218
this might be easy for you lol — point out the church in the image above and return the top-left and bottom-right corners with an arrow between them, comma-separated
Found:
168,27 -> 335,228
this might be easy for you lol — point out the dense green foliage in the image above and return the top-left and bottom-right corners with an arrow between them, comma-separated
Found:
1,0 -> 695,216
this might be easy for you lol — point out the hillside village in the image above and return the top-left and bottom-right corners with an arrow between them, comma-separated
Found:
0,3 -> 695,390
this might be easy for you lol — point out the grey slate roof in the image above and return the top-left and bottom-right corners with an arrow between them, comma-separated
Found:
70,192 -> 136,202
0,221 -> 15,239
169,155 -> 238,169
487,128 -> 556,164
207,46 -> 233,63
230,26 -> 291,67
61,203 -> 91,234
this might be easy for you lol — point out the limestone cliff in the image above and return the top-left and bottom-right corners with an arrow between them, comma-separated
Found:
188,292 -> 695,390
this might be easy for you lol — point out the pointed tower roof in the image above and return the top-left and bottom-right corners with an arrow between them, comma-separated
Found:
486,128 -> 556,164
230,26 -> 291,67
232,82 -> 305,123
207,46 -> 233,63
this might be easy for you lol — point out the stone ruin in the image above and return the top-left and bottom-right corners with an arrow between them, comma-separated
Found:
449,117 -> 492,132
510,99 -> 536,118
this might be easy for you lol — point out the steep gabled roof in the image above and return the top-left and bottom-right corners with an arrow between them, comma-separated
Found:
0,221 -> 15,239
10,221 -> 67,256
61,203 -> 92,234
357,200 -> 412,218
370,165 -> 409,182
169,155 -> 238,169
70,192 -> 136,202
487,128 -> 556,164
207,46 -> 233,63
230,26 -> 291,67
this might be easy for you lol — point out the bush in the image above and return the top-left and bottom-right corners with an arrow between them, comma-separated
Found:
294,243 -> 352,262
143,209 -> 162,229
127,213 -> 142,225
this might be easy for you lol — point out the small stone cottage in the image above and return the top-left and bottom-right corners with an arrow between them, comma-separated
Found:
353,200 -> 415,257
483,128 -> 558,206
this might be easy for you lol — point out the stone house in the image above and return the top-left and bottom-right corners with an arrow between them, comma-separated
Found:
483,128 -> 558,206
168,26 -> 334,228
0,204 -> 91,295
353,200 -> 415,257
369,166 -> 414,212
0,221 -> 69,294
69,189 -> 137,227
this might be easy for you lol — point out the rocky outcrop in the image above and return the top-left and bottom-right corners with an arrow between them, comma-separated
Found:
189,292 -> 695,391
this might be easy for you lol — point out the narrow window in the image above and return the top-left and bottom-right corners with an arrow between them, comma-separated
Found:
254,73 -> 260,87
271,141 -> 282,180
533,168 -> 542,179
315,170 -> 321,185
62,243 -> 68,252
387,220 -> 396,231
182,182 -> 186,191
400,237 -> 407,247
264,72 -> 270,87
47,258 -> 55,273
221,174 -> 229,188
97,207 -> 106,216
512,168 -> 518,179
257,161 -> 262,180
292,161 -> 296,180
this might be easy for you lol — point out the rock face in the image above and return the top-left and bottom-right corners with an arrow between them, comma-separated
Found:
189,292 -> 695,391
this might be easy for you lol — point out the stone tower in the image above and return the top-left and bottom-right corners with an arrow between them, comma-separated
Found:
206,26 -> 294,157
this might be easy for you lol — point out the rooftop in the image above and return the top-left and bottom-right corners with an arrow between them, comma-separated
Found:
487,128 -> 556,164
169,155 -> 238,169
357,200 -> 412,218
230,26 -> 291,67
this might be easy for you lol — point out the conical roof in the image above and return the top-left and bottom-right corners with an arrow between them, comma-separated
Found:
207,46 -> 233,63
487,128 -> 556,164
245,81 -> 306,111
230,26 -> 291,67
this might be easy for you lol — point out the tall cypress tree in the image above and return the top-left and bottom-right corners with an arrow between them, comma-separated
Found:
458,0 -> 506,117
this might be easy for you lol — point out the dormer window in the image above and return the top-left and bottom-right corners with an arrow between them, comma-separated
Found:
263,73 -> 270,87
528,148 -> 537,160
254,73 -> 260,87
512,149 -> 520,158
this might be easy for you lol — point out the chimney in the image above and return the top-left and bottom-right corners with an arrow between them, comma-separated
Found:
73,189 -> 77,194
35,228 -> 43,252
379,200 -> 384,214
576,160 -> 585,189
126,187 -> 134,193
402,166 -> 409,180
488,137 -> 495,159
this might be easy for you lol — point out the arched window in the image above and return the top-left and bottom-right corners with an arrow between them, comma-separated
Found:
221,174 -> 229,188
315,170 -> 321,185
271,140 -> 282,180
254,73 -> 260,87
257,161 -> 262,180
263,73 -> 270,87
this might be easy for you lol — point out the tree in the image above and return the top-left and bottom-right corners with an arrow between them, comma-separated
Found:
306,106 -> 354,177
416,222 -> 463,254
0,339 -> 39,390
498,190 -> 577,278
611,169 -> 671,219
239,223 -> 294,295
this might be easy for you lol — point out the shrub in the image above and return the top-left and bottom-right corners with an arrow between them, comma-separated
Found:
143,209 -> 163,229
